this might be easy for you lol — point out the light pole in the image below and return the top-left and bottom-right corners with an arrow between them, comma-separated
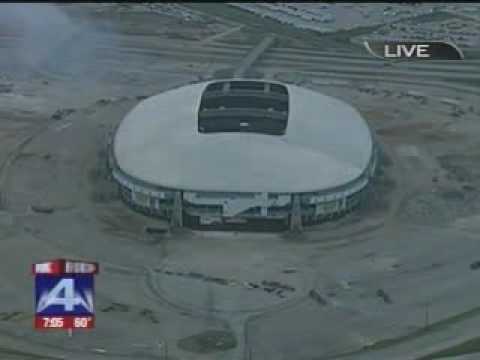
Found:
157,340 -> 167,359
424,302 -> 430,330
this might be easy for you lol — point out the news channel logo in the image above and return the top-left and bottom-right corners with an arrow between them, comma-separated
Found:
32,259 -> 99,330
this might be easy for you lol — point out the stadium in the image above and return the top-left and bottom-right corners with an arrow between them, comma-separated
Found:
109,79 -> 377,230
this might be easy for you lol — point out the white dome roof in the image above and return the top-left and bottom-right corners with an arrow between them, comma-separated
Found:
113,80 -> 373,193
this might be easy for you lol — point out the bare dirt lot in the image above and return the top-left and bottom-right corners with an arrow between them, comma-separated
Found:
1,3 -> 480,360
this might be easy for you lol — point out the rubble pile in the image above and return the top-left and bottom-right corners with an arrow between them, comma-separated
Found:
156,268 -> 296,299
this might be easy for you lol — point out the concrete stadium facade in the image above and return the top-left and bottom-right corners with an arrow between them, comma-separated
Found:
109,79 -> 377,230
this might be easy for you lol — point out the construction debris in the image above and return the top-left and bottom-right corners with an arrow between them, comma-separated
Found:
470,261 -> 480,270
51,108 -> 75,120
377,289 -> 393,304
309,290 -> 328,306
30,205 -> 54,214
156,268 -> 296,298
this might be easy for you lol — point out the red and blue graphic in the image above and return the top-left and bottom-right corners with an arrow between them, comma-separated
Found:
33,259 -> 99,330
35,275 -> 94,316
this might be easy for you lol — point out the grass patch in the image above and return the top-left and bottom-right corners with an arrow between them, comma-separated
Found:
320,306 -> 480,360
366,306 -> 480,352
417,337 -> 480,359
178,330 -> 237,354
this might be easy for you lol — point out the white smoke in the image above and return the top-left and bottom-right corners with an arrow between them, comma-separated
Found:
0,4 -> 104,77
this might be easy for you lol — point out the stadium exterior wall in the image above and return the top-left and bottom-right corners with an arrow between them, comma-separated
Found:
107,138 -> 377,228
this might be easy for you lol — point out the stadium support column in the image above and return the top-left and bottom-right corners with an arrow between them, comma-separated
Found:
290,194 -> 303,232
170,191 -> 183,228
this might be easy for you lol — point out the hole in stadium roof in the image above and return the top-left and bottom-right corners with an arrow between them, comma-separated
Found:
198,80 -> 289,136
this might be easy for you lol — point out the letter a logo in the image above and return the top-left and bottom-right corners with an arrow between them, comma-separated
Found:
37,278 -> 93,313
